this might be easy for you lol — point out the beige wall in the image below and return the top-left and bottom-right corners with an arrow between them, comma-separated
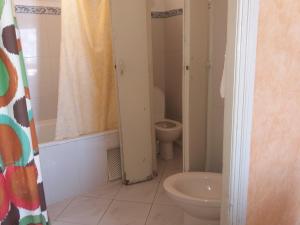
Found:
247,0 -> 300,225
151,3 -> 183,122
206,0 -> 227,172
165,15 -> 183,121
152,19 -> 166,92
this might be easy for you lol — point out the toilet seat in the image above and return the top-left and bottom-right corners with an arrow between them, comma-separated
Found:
154,119 -> 182,160
155,119 -> 182,131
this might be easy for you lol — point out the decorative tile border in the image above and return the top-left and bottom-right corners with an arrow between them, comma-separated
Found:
15,5 -> 61,15
151,9 -> 183,19
14,5 -> 182,18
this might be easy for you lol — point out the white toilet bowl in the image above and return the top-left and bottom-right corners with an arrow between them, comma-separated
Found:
163,172 -> 222,225
155,119 -> 182,160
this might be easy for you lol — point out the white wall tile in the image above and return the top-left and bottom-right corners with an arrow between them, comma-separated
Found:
17,13 -> 49,58
16,10 -> 61,122
25,55 -> 58,121
44,14 -> 61,58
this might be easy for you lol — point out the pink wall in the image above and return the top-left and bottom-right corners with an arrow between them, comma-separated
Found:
247,0 -> 300,225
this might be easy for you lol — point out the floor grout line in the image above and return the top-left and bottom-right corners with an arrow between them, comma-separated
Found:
50,153 -> 182,225
50,196 -> 75,222
144,176 -> 161,225
96,199 -> 114,225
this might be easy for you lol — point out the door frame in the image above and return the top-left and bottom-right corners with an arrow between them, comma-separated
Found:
221,0 -> 260,224
182,0 -> 260,224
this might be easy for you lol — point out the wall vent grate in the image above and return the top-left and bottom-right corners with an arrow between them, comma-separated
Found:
107,147 -> 122,181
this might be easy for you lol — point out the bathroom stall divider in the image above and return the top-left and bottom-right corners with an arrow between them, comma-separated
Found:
110,0 -> 155,184
182,0 -> 209,172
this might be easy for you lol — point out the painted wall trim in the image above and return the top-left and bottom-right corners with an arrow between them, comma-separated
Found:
221,0 -> 260,225
15,5 -> 61,15
151,9 -> 183,18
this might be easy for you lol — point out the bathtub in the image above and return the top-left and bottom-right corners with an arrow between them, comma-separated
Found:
36,119 -> 120,205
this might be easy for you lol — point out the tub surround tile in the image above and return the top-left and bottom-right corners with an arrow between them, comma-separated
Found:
16,8 -> 61,122
43,15 -> 61,57
17,13 -> 48,58
56,196 -> 111,225
99,200 -> 151,225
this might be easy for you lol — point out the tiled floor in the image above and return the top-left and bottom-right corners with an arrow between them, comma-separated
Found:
48,148 -> 184,225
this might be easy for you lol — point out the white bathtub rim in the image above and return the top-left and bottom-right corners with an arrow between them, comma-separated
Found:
38,129 -> 119,148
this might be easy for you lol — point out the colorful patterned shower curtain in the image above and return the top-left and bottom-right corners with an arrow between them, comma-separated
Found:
0,1 -> 49,224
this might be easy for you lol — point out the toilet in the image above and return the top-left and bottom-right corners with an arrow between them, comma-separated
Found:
153,87 -> 182,160
163,172 -> 222,225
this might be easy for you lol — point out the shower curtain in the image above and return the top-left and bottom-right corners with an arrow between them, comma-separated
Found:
56,0 -> 118,140
0,1 -> 49,224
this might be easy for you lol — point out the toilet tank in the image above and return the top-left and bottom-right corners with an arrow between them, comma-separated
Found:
153,86 -> 165,122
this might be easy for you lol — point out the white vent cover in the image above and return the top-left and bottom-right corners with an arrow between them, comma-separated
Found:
107,147 -> 122,181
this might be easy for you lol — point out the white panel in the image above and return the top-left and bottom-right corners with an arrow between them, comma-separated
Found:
40,142 -> 81,204
183,0 -> 209,171
110,0 -> 154,183
39,130 -> 120,205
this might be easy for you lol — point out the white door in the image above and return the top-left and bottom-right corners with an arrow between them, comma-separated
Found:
110,0 -> 154,184
183,0 -> 209,171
